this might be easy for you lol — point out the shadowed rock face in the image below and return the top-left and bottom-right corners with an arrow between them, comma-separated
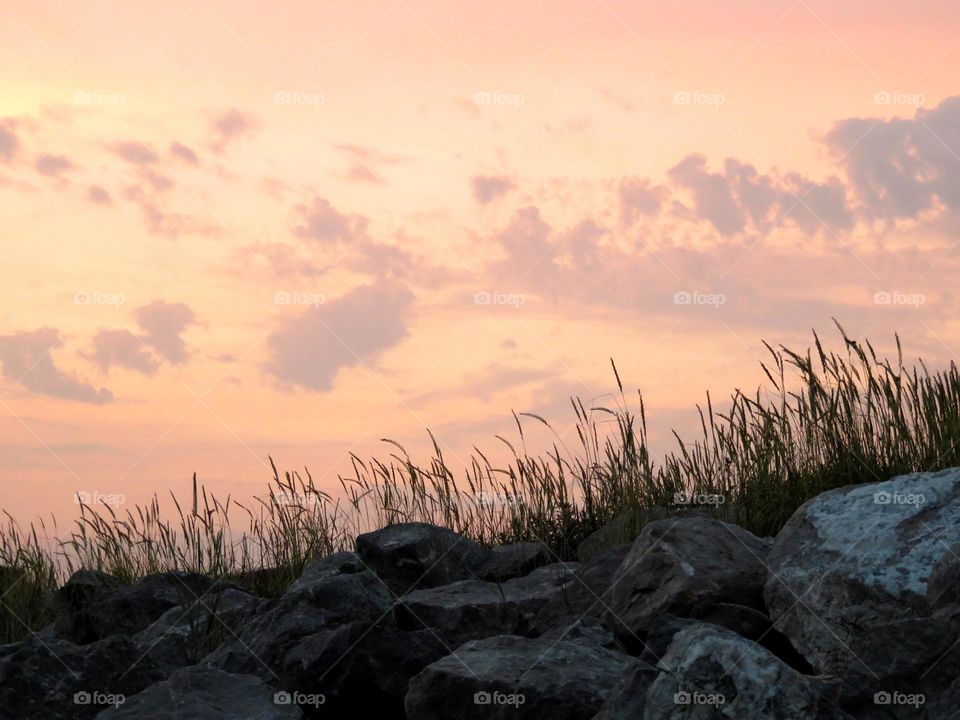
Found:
355,522 -> 494,595
764,468 -> 960,702
405,634 -> 644,720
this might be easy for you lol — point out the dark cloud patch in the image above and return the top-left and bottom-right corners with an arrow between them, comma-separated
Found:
113,141 -> 159,165
669,154 -> 746,236
210,109 -> 258,153
293,196 -> 368,244
264,281 -> 415,391
34,153 -> 73,177
826,96 -> 960,219
619,177 -> 665,224
0,328 -> 112,404
471,174 -> 515,204
87,185 -> 111,205
135,301 -> 196,364
169,142 -> 199,166
87,329 -> 158,375
0,121 -> 21,161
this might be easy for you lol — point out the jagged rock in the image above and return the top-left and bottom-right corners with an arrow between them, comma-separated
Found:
609,516 -> 771,647
642,624 -> 850,719
204,566 -> 393,679
406,634 -> 643,719
285,551 -> 367,596
481,542 -> 550,581
95,666 -> 302,719
280,622 -> 449,716
591,664 -> 660,719
538,615 -> 622,651
565,543 -> 631,618
0,634 -> 165,719
51,570 -> 238,645
355,522 -> 493,595
133,588 -> 268,673
395,563 -> 580,646
764,469 -> 960,702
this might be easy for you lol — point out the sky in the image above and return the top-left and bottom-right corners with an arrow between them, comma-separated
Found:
2,0 -> 960,526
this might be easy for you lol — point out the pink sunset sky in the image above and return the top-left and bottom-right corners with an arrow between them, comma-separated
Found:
2,0 -> 960,525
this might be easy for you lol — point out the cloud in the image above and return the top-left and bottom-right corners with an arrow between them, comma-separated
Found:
264,281 -> 415,391
169,142 -> 199,166
0,121 -> 21,161
210,109 -> 258,153
619,177 -> 665,224
669,154 -> 746,236
34,153 -> 73,177
87,185 -> 111,205
826,95 -> 960,219
134,301 -> 196,364
293,196 -> 368,244
0,328 -> 113,403
87,329 -> 158,375
333,143 -> 404,184
471,174 -> 515,204
113,141 -> 159,165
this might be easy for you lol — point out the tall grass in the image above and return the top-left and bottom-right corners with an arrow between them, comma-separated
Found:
1,324 -> 958,643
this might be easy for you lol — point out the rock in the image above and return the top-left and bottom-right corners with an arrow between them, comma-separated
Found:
565,543 -> 631,618
643,624 -> 850,719
763,468 -> 960,701
285,551 -> 367,596
51,570 -> 238,645
481,542 -> 550,581
204,566 -> 393,678
395,563 -> 580,646
95,666 -> 302,719
280,622 -> 449,716
133,588 -> 268,672
0,634 -> 165,719
591,664 -> 660,719
355,522 -> 493,595
609,516 -> 771,647
538,615 -> 622,651
405,634 -> 643,720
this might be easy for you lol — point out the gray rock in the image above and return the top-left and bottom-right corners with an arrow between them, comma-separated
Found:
406,634 -> 643,720
643,624 -> 850,719
538,615 -> 622,651
591,664 -> 660,719
204,567 -> 393,679
395,563 -> 581,646
0,634 -> 165,719
609,516 -> 770,644
481,542 -> 550,581
95,666 -> 302,719
763,468 -> 960,701
355,522 -> 494,595
285,551 -> 366,596
565,543 -> 631,618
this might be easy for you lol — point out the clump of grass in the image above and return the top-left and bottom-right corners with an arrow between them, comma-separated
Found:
1,325 -> 958,643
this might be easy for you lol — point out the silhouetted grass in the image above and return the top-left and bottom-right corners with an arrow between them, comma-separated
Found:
1,323 -> 958,642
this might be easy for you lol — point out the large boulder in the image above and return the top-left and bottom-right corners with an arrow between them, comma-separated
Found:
405,634 -> 643,719
609,516 -> 771,645
355,522 -> 493,595
95,666 -> 302,719
565,543 -> 631,618
204,564 -> 393,678
50,570 -> 238,645
280,622 -> 449,716
0,634 -> 165,719
395,563 -> 580,646
764,469 -> 960,701
642,624 -> 850,719
481,542 -> 550,581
